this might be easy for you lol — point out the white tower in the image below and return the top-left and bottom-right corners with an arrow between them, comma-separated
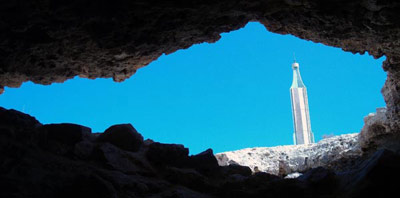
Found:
290,61 -> 315,145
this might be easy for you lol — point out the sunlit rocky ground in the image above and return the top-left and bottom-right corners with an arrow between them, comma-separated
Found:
216,133 -> 361,177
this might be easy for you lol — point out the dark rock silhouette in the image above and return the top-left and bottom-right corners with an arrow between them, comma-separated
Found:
221,164 -> 253,177
36,123 -> 91,145
146,142 -> 190,168
1,107 -> 400,197
1,0 -> 400,155
189,149 -> 220,176
97,124 -> 143,152
0,106 -> 41,130
341,149 -> 400,197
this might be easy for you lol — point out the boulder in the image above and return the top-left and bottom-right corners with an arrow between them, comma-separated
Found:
359,108 -> 400,153
92,143 -> 141,174
343,149 -> 400,197
146,142 -> 189,167
189,149 -> 220,176
190,149 -> 219,166
0,107 -> 41,129
35,123 -> 91,145
97,124 -> 143,152
0,107 -> 41,138
221,164 -> 252,177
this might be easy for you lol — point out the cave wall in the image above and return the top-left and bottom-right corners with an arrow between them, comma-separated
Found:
2,0 -> 400,150
2,0 -> 400,88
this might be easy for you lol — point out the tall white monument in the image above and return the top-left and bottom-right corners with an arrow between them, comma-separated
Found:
290,60 -> 315,145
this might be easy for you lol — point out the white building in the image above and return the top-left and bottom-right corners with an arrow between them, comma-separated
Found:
290,61 -> 315,145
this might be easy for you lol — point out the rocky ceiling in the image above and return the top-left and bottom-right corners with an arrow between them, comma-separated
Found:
1,0 -> 400,89
1,0 -> 400,148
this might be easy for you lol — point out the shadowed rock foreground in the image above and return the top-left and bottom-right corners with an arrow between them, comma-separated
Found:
1,0 -> 400,154
1,107 -> 400,198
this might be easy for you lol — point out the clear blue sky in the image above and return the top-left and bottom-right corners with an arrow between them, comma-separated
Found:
0,22 -> 386,154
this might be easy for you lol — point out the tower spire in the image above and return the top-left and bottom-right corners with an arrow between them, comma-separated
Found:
289,59 -> 315,145
291,60 -> 304,88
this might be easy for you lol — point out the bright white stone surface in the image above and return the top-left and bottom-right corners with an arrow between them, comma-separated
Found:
215,133 -> 361,176
284,172 -> 303,179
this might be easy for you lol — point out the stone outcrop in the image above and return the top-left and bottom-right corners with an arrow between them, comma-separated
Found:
146,142 -> 190,168
216,133 -> 362,176
1,107 -> 400,197
0,106 -> 41,130
97,124 -> 144,152
360,107 -> 400,154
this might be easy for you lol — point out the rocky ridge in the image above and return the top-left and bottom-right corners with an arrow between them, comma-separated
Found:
2,107 -> 400,197
216,133 -> 361,176
216,107 -> 395,177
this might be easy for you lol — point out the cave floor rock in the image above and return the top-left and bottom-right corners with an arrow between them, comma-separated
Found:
1,107 -> 400,198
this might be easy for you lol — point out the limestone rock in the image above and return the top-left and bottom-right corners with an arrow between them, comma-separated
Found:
359,107 -> 400,153
216,133 -> 361,176
97,124 -> 143,152
284,172 -> 303,179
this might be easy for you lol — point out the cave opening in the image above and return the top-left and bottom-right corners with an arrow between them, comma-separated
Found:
3,1 -> 400,196
0,22 -> 386,154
